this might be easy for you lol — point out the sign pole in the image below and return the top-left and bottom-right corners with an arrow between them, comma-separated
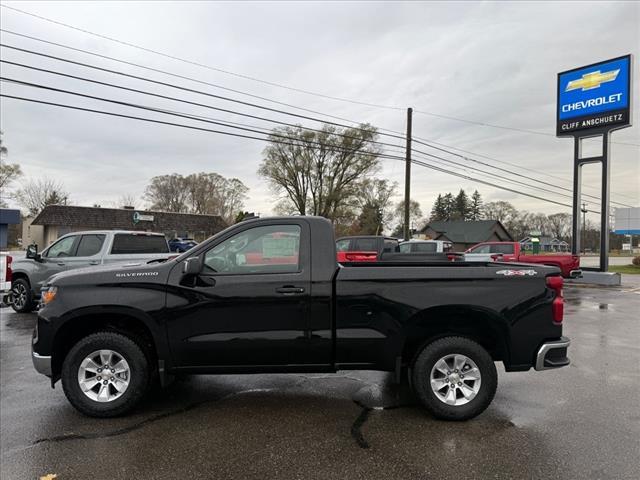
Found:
558,54 -> 632,272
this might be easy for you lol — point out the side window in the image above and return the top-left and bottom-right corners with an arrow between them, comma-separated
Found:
45,236 -> 78,258
490,244 -> 515,254
336,239 -> 351,252
399,243 -> 412,253
76,234 -> 106,257
111,234 -> 169,254
415,243 -> 437,253
204,225 -> 301,275
354,238 -> 378,251
470,244 -> 491,254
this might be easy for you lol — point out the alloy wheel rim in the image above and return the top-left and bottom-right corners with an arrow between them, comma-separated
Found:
12,284 -> 26,309
77,350 -> 131,403
429,354 -> 481,406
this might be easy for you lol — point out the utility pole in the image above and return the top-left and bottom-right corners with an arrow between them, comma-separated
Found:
581,202 -> 588,254
403,107 -> 413,241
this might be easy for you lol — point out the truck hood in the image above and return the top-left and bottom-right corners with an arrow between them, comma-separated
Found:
47,260 -> 174,287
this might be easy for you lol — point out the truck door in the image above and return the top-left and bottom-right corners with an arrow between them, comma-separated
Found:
34,235 -> 81,290
165,220 -> 317,369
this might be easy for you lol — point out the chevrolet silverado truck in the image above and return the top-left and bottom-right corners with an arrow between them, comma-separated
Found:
464,241 -> 581,278
11,230 -> 173,313
32,217 -> 570,420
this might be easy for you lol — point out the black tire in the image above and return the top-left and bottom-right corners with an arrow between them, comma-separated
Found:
11,278 -> 35,313
411,336 -> 497,421
61,332 -> 151,418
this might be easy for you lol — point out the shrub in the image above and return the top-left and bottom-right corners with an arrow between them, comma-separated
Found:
632,256 -> 640,266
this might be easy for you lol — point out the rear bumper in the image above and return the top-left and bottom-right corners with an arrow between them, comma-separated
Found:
535,336 -> 570,371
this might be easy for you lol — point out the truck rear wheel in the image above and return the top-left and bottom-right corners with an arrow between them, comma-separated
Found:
411,336 -> 497,421
61,332 -> 150,417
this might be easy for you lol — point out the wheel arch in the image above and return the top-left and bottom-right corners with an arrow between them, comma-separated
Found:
51,306 -> 168,380
400,305 -> 510,368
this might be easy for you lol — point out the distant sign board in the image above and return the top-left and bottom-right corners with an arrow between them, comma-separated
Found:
557,55 -> 632,136
133,212 -> 154,224
614,207 -> 640,235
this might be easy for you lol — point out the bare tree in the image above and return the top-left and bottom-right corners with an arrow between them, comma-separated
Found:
393,199 -> 422,234
15,178 -> 70,216
258,123 -> 381,222
547,213 -> 572,240
0,131 -> 22,206
144,174 -> 190,213
144,172 -> 248,224
118,193 -> 139,208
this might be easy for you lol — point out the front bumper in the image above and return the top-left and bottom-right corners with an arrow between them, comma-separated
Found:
32,348 -> 52,376
535,336 -> 570,371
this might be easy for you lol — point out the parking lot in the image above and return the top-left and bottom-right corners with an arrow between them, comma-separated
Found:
1,280 -> 639,480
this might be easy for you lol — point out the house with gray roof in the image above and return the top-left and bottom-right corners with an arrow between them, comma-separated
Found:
418,220 -> 513,251
28,205 -> 227,249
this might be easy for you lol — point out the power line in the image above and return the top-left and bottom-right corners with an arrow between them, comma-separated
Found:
413,109 -> 639,148
0,78 -> 400,160
410,157 -> 600,214
1,69 -> 601,207
0,93 -> 601,213
1,43 -> 406,142
411,140 -> 633,208
3,50 -> 625,208
0,29 -> 406,139
1,10 -> 637,148
0,58 -> 405,150
4,32 -> 633,204
0,4 -> 405,111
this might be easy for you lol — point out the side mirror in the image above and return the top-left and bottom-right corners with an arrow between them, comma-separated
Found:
26,244 -> 41,261
182,256 -> 202,275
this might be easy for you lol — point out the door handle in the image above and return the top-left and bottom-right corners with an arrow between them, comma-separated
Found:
57,262 -> 66,266
276,286 -> 305,295
89,261 -> 100,265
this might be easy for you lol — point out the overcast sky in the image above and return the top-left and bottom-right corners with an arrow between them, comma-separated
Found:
1,1 -> 638,225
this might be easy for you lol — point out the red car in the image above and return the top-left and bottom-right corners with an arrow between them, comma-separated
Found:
465,242 -> 581,278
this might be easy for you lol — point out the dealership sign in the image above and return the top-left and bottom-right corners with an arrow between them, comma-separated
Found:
557,55 -> 632,135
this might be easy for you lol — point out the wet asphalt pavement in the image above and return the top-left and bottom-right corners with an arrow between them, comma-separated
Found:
1,279 -> 639,480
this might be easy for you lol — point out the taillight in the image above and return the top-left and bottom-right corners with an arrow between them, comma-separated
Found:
546,275 -> 563,323
5,255 -> 12,283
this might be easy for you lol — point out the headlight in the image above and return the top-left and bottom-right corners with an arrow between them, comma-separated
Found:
41,286 -> 58,305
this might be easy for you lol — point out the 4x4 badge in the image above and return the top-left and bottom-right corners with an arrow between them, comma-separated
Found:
496,269 -> 537,276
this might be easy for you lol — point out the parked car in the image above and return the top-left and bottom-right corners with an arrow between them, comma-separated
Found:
32,216 -> 569,420
0,253 -> 12,305
11,230 -> 173,313
168,237 -> 198,253
399,239 -> 453,254
464,241 -> 581,278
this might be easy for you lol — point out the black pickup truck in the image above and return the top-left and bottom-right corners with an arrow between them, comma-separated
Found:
32,216 -> 570,420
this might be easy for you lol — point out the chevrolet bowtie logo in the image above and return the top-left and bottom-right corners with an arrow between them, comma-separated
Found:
565,69 -> 620,92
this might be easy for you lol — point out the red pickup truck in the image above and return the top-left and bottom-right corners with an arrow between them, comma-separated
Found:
464,242 -> 581,278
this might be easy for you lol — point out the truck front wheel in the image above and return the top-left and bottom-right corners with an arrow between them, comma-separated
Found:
11,278 -> 35,313
61,332 -> 150,417
411,336 -> 497,421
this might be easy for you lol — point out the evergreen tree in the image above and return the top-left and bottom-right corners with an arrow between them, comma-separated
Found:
443,193 -> 455,220
453,189 -> 470,220
430,194 -> 448,221
469,190 -> 483,220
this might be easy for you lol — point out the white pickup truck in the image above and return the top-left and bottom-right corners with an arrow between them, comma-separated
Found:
10,230 -> 173,312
